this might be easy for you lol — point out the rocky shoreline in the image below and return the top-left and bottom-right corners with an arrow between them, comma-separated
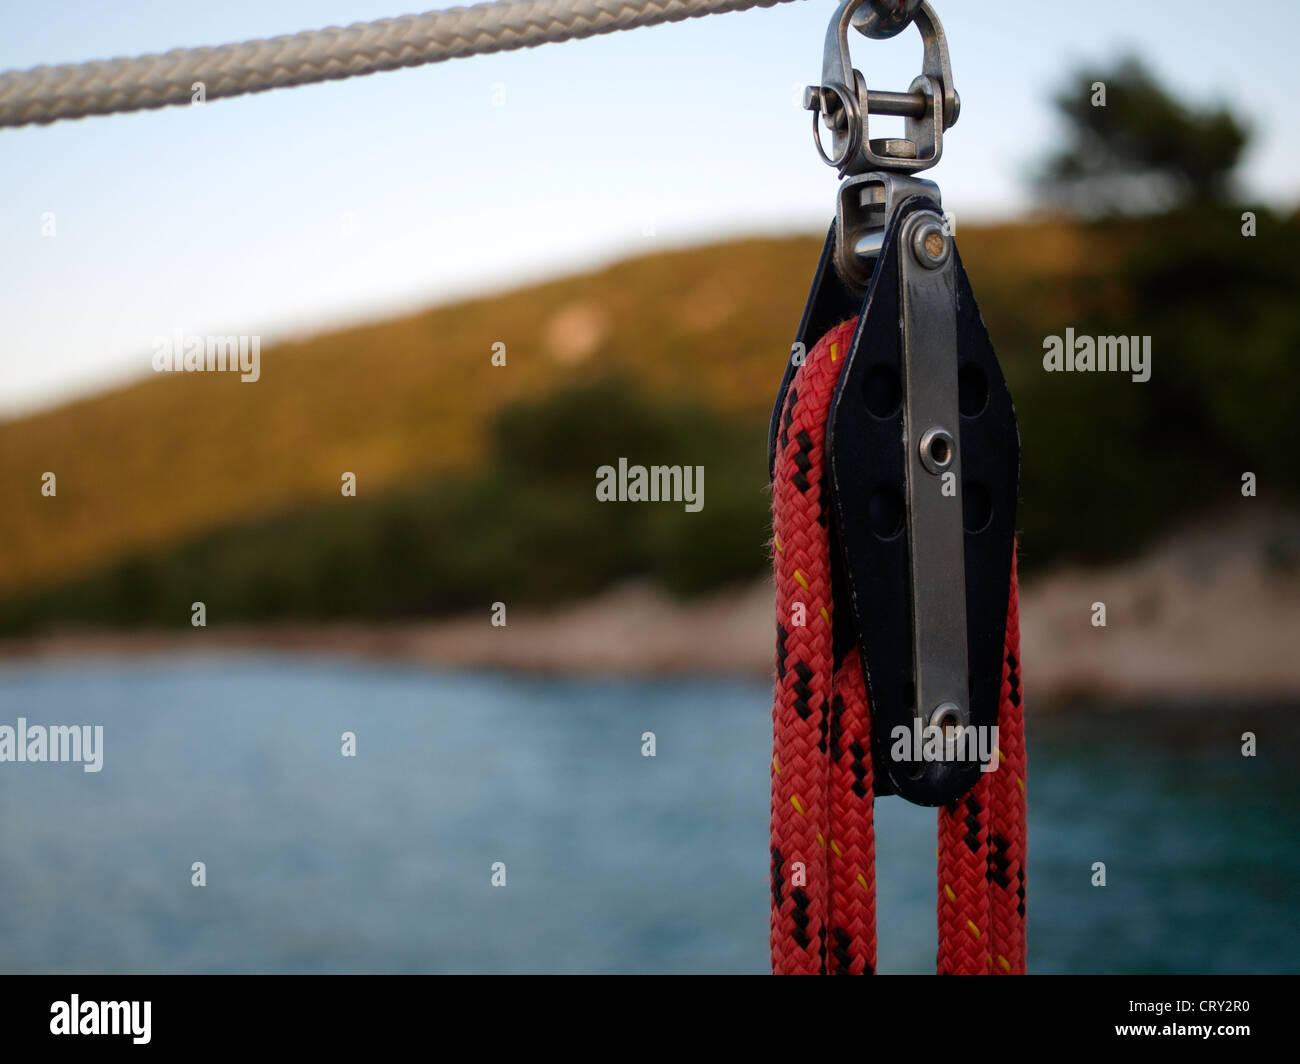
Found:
3,514 -> 1297,706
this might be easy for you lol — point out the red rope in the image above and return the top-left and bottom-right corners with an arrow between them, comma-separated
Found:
771,317 -> 1026,975
985,557 -> 1027,974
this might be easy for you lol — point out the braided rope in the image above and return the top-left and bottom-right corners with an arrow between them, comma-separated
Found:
986,554 -> 1027,973
827,647 -> 877,974
772,316 -> 1026,975
935,571 -> 1025,974
937,775 -> 991,973
0,0 -> 796,128
771,318 -> 861,975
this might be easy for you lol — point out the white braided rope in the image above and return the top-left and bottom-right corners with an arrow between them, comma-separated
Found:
0,0 -> 799,129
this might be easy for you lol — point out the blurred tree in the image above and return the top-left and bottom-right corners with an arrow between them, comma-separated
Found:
1037,56 -> 1250,215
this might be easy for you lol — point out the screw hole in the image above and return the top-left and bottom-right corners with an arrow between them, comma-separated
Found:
929,702 -> 964,743
918,427 -> 954,474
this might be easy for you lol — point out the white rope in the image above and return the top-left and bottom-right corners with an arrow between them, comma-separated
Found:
0,0 -> 799,129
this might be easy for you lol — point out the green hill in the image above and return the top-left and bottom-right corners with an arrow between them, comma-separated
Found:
1,208 -> 1296,631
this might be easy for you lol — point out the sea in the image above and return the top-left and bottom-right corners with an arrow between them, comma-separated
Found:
0,656 -> 1295,974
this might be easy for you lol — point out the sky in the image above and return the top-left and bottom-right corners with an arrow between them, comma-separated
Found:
1,0 -> 1298,417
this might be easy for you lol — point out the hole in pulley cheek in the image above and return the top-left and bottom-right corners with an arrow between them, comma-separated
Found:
963,481 -> 992,534
863,365 -> 901,418
867,485 -> 904,539
958,363 -> 988,417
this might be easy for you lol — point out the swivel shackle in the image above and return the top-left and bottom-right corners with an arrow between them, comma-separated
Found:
804,0 -> 960,177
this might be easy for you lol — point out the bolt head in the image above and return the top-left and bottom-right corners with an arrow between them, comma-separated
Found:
909,217 -> 951,269
869,137 -> 917,159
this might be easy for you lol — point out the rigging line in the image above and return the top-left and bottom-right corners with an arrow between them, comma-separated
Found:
0,0 -> 800,129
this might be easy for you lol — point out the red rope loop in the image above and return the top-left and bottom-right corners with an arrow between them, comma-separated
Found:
770,318 -> 1026,975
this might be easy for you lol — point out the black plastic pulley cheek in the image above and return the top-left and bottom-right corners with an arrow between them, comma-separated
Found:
826,195 -> 1019,806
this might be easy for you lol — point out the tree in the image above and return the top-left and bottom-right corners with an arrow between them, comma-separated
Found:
1037,56 -> 1250,215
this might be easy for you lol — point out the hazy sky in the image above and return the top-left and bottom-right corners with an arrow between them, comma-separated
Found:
2,0 -> 1297,416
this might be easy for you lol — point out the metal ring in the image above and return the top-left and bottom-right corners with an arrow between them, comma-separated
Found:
918,425 -> 955,474
810,82 -> 860,173
929,701 -> 965,743
904,212 -> 951,270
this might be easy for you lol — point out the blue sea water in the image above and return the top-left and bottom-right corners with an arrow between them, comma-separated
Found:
0,656 -> 1295,974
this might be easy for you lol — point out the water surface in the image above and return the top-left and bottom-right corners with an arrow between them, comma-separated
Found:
0,656 -> 1294,973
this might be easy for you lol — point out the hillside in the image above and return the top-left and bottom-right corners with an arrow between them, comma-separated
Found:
1,209 -> 1296,631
